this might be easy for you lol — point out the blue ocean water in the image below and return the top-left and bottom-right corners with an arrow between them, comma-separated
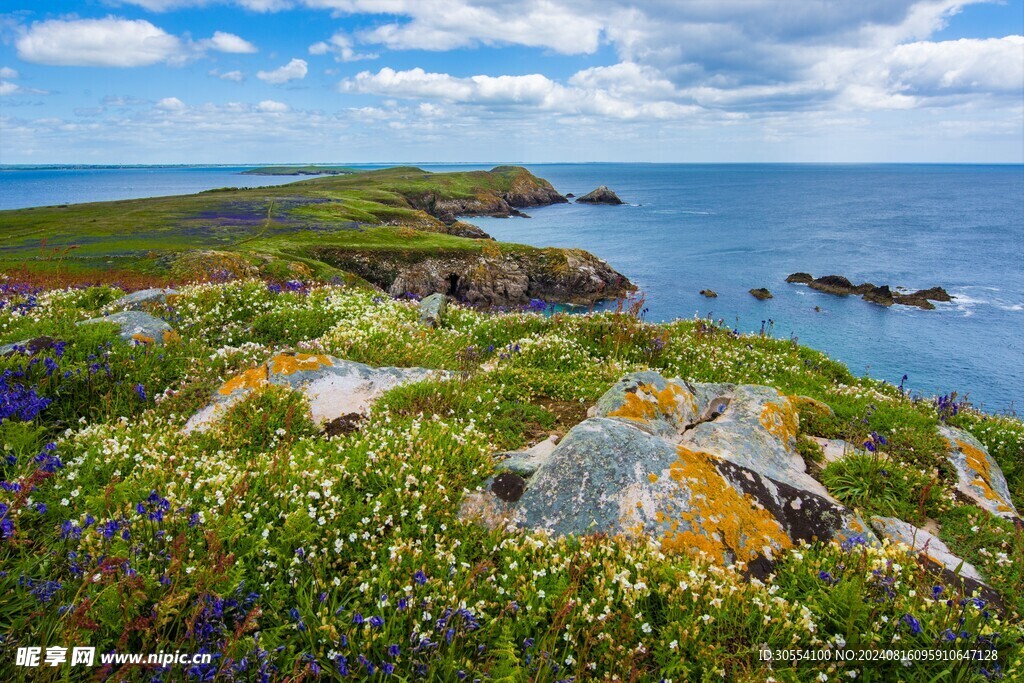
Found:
1,163 -> 1021,412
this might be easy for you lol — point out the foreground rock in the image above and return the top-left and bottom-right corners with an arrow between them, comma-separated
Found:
79,311 -> 177,346
418,293 -> 447,328
108,288 -> 179,311
323,246 -> 633,307
791,273 -> 953,310
462,372 -> 871,566
576,186 -> 624,205
187,353 -> 443,432
870,516 -> 998,605
940,425 -> 1019,520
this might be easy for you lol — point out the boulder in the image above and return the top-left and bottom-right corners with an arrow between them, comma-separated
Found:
785,272 -> 813,284
699,289 -> 718,298
462,372 -> 872,565
870,516 -> 998,605
808,275 -> 856,295
810,437 -> 867,464
186,352 -> 444,432
939,425 -> 1019,520
79,311 -> 177,346
749,288 -> 773,300
108,288 -> 178,311
0,336 -> 63,357
576,186 -> 624,205
418,293 -> 448,328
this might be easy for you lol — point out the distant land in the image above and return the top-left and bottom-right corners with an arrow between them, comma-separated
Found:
241,165 -> 359,176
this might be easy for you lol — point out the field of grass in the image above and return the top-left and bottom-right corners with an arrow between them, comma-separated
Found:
0,166 -> 553,282
0,276 -> 1021,680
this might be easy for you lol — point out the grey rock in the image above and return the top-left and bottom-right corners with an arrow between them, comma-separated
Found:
109,288 -> 178,311
418,293 -> 448,328
187,352 -> 445,432
940,425 -> 1019,520
462,371 -> 873,565
79,311 -> 176,346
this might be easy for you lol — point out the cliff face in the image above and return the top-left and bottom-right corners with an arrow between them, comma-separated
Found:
315,246 -> 633,307
404,166 -> 568,223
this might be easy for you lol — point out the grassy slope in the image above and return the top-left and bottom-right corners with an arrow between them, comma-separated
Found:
0,166 -> 549,278
0,280 -> 1021,681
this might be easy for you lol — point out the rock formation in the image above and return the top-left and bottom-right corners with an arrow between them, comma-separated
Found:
749,288 -> 773,300
186,352 -> 444,432
785,272 -> 813,284
461,372 -> 871,566
418,293 -> 447,328
789,273 -> 953,310
940,425 -> 1020,520
108,288 -> 179,311
79,311 -> 177,346
700,289 -> 718,298
576,186 -> 624,205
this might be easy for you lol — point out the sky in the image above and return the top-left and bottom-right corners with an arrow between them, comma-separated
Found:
0,0 -> 1022,164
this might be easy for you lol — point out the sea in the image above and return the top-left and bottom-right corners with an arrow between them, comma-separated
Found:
2,163 -> 1022,413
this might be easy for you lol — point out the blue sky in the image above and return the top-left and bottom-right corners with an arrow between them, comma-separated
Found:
1,0 -> 1022,163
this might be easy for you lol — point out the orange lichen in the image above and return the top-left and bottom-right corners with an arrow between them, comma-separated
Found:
659,446 -> 791,561
647,473 -> 659,483
131,333 -> 155,345
607,382 -> 690,423
759,400 -> 798,444
956,438 -> 1012,511
161,330 -> 181,345
269,352 -> 333,375
218,366 -> 270,396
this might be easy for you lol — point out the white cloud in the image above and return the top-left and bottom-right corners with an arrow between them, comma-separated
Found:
257,58 -> 308,84
257,99 -> 290,112
16,17 -> 184,67
0,67 -> 18,79
0,81 -> 18,96
343,66 -> 701,120
309,32 -> 377,62
887,36 -> 1024,94
210,69 -> 246,82
156,96 -> 186,110
199,31 -> 258,54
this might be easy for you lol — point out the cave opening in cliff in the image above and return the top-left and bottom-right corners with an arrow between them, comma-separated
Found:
446,273 -> 460,295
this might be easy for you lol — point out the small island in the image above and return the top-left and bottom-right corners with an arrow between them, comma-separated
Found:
241,165 -> 359,176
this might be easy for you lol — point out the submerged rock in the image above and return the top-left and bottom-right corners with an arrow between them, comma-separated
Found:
576,186 -> 624,205
418,293 -> 448,328
108,288 -> 178,311
462,371 -> 871,565
79,311 -> 177,346
186,353 -> 444,432
699,289 -> 718,298
940,425 -> 1019,520
749,288 -> 773,300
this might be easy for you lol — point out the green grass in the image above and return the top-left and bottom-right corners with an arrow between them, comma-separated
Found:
0,279 -> 1020,681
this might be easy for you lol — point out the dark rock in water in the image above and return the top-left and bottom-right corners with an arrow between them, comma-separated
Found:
893,294 -> 936,310
785,272 -> 813,284
852,282 -> 876,295
699,289 -> 718,298
323,412 -> 364,437
910,286 -> 953,302
749,288 -> 773,300
565,193 -> 575,198
809,275 -> 856,295
861,285 -> 894,307
576,186 -> 624,205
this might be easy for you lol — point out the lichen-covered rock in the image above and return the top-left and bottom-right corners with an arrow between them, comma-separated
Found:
418,293 -> 447,328
870,516 -> 998,604
462,372 -> 872,565
79,311 -> 177,346
0,336 -> 63,357
171,250 -> 259,280
186,352 -> 443,432
940,425 -> 1019,520
108,288 -> 178,311
576,186 -> 624,205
